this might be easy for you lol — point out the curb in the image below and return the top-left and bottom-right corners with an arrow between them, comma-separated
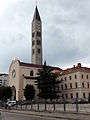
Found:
0,109 -> 84,120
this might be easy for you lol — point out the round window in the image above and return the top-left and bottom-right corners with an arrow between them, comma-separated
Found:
12,69 -> 16,78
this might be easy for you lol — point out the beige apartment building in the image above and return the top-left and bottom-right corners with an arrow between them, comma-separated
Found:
59,63 -> 90,100
0,73 -> 8,87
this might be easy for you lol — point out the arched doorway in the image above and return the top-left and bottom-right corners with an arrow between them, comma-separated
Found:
12,86 -> 16,100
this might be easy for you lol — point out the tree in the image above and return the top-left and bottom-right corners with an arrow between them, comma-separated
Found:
0,87 -> 2,99
1,86 -> 12,100
36,61 -> 60,101
24,84 -> 35,100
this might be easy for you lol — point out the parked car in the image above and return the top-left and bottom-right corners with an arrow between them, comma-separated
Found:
7,100 -> 16,106
0,101 -> 5,107
22,100 -> 34,105
72,99 -> 88,104
78,99 -> 88,104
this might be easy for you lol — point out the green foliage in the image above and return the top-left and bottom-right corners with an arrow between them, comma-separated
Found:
0,86 -> 12,100
24,84 -> 35,100
36,61 -> 60,100
0,87 -> 2,99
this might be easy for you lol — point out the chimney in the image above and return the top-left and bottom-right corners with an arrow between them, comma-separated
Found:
73,65 -> 75,68
77,63 -> 81,67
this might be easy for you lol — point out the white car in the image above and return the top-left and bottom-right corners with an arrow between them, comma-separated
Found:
7,100 -> 16,106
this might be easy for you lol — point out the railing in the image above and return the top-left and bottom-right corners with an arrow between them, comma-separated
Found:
1,99 -> 90,113
9,100 -> 90,113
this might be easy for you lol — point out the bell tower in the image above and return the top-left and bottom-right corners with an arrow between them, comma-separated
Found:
31,5 -> 42,65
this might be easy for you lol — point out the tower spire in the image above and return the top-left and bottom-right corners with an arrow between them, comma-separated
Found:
31,5 -> 42,65
33,4 -> 41,21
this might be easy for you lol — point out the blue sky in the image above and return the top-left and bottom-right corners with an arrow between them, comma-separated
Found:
0,0 -> 90,72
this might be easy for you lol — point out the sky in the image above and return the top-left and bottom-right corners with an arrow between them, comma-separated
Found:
0,0 -> 90,73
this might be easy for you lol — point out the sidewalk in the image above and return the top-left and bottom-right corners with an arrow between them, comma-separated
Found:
1,109 -> 90,120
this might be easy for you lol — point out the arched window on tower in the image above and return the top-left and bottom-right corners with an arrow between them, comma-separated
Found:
37,48 -> 40,54
30,70 -> 34,76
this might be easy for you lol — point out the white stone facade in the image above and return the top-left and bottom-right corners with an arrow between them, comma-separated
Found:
0,73 -> 8,87
8,59 -> 60,101
59,63 -> 90,101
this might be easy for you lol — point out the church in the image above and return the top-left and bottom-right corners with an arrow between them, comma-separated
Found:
9,5 -> 90,102
8,5 -> 61,101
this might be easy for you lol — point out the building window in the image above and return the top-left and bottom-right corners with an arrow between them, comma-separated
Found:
71,93 -> 73,99
32,49 -> 34,54
30,71 -> 33,76
75,83 -> 78,88
70,83 -> 72,89
87,82 -> 89,88
88,93 -> 90,98
76,93 -> 78,98
75,75 -> 77,79
37,31 -> 41,37
82,82 -> 84,88
62,94 -> 64,99
65,84 -> 67,90
61,78 -> 63,81
61,85 -> 63,90
3,80 -> 5,86
69,76 -> 71,80
37,48 -> 40,54
32,32 -> 35,37
12,69 -> 16,78
87,75 -> 88,79
82,75 -> 83,79
32,41 -> 35,46
37,40 -> 41,45
56,86 -> 59,91
65,77 -> 66,81
66,94 -> 68,99
83,93 -> 85,98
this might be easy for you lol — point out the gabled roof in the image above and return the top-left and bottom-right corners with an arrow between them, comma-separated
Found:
33,6 -> 41,21
19,62 -> 42,68
19,61 -> 62,71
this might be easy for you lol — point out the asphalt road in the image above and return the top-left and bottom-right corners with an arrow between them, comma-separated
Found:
0,111 -> 67,120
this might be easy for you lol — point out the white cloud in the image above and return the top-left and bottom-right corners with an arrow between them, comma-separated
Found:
0,0 -> 90,72
0,0 -> 21,15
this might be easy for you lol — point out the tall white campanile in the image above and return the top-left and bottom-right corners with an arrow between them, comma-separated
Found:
31,5 -> 42,65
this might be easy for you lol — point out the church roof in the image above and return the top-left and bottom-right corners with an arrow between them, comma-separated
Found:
19,61 -> 62,71
19,62 -> 42,68
33,6 -> 41,21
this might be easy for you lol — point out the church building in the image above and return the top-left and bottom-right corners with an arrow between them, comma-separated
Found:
8,5 -> 90,102
8,5 -> 61,101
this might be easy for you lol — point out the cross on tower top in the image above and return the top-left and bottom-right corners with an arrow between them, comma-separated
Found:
36,1 -> 37,6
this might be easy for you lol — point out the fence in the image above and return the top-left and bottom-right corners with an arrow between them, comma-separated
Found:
10,101 -> 90,113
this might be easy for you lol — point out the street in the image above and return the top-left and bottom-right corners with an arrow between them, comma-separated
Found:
0,111 -> 67,120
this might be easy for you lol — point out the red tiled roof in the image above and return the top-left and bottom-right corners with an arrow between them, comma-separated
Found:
52,70 -> 63,75
19,61 -> 62,71
19,62 -> 42,68
61,63 -> 90,75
